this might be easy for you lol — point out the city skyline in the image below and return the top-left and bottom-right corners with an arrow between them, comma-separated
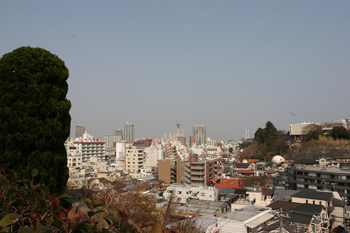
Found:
1,1 -> 350,141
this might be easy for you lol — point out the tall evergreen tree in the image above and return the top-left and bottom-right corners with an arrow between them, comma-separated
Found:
0,47 -> 71,194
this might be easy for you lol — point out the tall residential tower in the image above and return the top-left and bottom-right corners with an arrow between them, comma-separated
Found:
75,125 -> 85,139
123,122 -> 134,143
193,125 -> 206,145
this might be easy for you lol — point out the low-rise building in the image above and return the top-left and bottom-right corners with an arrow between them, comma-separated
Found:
207,205 -> 274,233
210,177 -> 244,190
163,184 -> 219,203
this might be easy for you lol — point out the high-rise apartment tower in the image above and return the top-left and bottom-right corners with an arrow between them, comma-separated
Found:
75,125 -> 85,139
193,125 -> 206,145
123,122 -> 134,143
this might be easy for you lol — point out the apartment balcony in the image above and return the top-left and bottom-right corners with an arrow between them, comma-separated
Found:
191,171 -> 204,175
184,176 -> 191,184
191,176 -> 205,181
191,166 -> 205,170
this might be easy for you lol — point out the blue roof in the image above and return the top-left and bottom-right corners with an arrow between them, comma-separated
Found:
220,188 -> 235,194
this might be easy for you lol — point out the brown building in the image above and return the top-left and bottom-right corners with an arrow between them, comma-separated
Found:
158,159 -> 174,184
176,136 -> 186,146
189,135 -> 195,146
189,160 -> 217,187
158,159 -> 187,184
75,125 -> 85,138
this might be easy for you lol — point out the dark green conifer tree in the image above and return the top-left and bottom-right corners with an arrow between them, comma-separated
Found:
0,47 -> 71,194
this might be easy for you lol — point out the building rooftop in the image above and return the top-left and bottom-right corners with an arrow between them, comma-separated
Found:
291,190 -> 333,201
273,190 -> 300,202
291,203 -> 323,215
267,201 -> 301,211
221,205 -> 270,222
295,165 -> 350,174
172,205 -> 217,214
188,199 -> 227,209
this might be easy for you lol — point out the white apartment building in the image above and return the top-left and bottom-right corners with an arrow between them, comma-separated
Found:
74,141 -> 106,163
144,145 -> 164,168
163,184 -> 219,203
125,147 -> 145,173
104,135 -> 120,147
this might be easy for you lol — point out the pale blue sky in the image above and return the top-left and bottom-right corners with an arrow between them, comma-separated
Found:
1,1 -> 350,140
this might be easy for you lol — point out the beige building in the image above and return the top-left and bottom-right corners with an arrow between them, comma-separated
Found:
158,159 -> 188,184
125,147 -> 144,173
158,159 -> 174,184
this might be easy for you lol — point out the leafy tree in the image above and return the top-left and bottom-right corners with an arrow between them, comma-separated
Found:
305,130 -> 320,141
0,47 -> 71,194
331,126 -> 350,140
254,127 -> 267,143
265,121 -> 277,135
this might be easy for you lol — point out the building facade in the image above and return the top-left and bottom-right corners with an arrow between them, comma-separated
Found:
123,122 -> 134,143
125,147 -> 144,173
274,163 -> 350,198
75,125 -> 85,139
193,125 -> 207,145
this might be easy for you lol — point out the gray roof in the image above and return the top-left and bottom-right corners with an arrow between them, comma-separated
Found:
291,190 -> 333,201
289,212 -> 313,225
172,205 -> 217,214
291,204 -> 323,215
273,189 -> 300,202
166,215 -> 217,232
221,205 -> 270,222
295,165 -> 350,175
333,198 -> 346,207
188,199 -> 227,209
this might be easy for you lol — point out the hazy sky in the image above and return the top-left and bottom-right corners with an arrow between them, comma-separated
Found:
1,1 -> 350,141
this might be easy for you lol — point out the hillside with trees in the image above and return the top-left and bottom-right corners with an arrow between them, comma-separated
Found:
240,121 -> 350,161
240,121 -> 294,161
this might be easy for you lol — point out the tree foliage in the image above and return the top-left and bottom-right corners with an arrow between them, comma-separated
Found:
331,126 -> 350,140
0,47 -> 71,194
251,121 -> 293,161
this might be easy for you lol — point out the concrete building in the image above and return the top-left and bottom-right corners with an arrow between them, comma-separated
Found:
207,205 -> 274,233
189,160 -> 216,187
125,147 -> 144,173
104,135 -> 119,147
158,159 -> 187,184
144,145 -> 164,168
123,122 -> 134,143
193,125 -> 207,145
75,125 -> 85,139
189,135 -> 195,146
163,183 -> 219,203
158,159 -> 174,184
274,163 -> 350,198
74,141 -> 105,164
176,136 -> 186,146
113,129 -> 123,139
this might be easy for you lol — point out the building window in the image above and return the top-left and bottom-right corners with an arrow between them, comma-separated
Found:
201,193 -> 205,197
177,191 -> 181,194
